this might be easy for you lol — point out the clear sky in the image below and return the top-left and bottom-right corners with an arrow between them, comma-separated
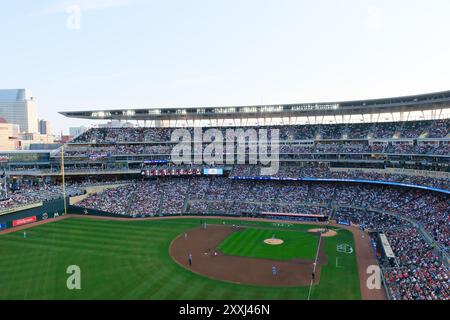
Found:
1,0 -> 450,134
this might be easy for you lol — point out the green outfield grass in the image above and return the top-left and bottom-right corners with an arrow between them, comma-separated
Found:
218,228 -> 319,260
0,217 -> 361,300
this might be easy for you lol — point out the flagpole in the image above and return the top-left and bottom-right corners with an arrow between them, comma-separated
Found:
61,145 -> 67,215
4,170 -> 7,199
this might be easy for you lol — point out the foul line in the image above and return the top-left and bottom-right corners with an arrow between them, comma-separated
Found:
307,233 -> 323,300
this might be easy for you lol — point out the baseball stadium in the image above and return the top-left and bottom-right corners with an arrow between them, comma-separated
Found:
0,90 -> 449,300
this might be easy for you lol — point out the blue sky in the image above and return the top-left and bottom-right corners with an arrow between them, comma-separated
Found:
1,0 -> 450,134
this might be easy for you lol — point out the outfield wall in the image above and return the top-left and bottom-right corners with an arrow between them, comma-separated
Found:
0,184 -> 130,230
0,198 -> 66,230
0,199 -> 114,231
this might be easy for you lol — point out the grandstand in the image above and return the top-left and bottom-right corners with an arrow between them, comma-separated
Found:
0,90 -> 449,300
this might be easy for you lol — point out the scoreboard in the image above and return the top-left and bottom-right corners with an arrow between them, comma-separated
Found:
141,168 -> 202,177
203,168 -> 223,175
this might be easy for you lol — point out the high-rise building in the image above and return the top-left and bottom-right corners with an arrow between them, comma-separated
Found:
38,119 -> 51,135
0,117 -> 20,150
0,89 -> 38,133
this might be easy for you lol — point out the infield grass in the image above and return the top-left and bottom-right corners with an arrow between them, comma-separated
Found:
217,228 -> 319,260
0,217 -> 361,300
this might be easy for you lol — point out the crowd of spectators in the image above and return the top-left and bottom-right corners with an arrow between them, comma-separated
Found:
259,141 -> 448,155
77,182 -> 161,215
75,178 -> 333,216
427,119 -> 450,138
0,179 -> 129,212
12,161 -> 449,193
334,207 -> 405,231
383,227 -> 449,300
0,183 -> 80,211
329,197 -> 449,300
230,165 -> 450,190
61,137 -> 450,160
330,184 -> 449,250
68,175 -> 450,300
72,119 -> 449,144
73,127 -> 172,143
74,178 -> 448,247
63,144 -> 172,157
75,177 -> 449,251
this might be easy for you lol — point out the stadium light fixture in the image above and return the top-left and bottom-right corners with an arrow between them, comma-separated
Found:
92,111 -> 110,118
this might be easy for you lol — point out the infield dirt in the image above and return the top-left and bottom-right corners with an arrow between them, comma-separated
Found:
170,225 -> 327,287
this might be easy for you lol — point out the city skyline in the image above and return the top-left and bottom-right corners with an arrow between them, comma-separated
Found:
1,0 -> 450,134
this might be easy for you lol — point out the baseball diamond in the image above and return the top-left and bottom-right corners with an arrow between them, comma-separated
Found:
2,1 -> 450,307
0,91 -> 448,302
0,215 -> 385,300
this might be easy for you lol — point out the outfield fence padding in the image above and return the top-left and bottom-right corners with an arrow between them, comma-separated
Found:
0,198 -> 66,229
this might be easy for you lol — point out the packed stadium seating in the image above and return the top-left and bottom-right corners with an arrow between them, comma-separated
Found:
62,121 -> 450,163
70,119 -> 450,144
383,227 -> 449,300
61,141 -> 450,157
0,179 -> 132,212
74,178 -> 449,247
2,117 -> 449,301
230,165 -> 450,190
72,176 -> 449,300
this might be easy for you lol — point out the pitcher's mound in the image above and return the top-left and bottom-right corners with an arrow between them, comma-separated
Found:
308,228 -> 337,237
264,238 -> 284,245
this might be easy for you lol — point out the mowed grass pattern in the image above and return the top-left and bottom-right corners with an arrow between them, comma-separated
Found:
0,217 -> 360,300
218,228 -> 319,260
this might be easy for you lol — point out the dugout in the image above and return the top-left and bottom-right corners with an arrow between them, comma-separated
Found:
374,232 -> 397,267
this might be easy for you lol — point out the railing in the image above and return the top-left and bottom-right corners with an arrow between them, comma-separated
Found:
380,271 -> 392,300
0,202 -> 43,216
330,167 -> 450,180
335,204 -> 450,269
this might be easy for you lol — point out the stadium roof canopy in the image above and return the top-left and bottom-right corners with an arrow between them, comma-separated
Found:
60,90 -> 450,122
